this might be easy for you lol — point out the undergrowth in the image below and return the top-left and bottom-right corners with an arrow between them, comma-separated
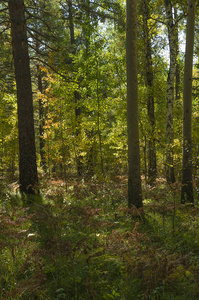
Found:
0,177 -> 199,299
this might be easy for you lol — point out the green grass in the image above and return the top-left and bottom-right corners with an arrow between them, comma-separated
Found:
1,177 -> 199,299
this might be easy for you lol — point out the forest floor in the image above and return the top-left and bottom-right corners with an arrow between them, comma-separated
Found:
1,175 -> 199,299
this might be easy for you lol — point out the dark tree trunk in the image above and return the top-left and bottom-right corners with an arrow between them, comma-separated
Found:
164,0 -> 176,184
142,0 -> 157,184
68,0 -> 84,176
181,0 -> 196,203
8,0 -> 38,194
68,0 -> 75,46
174,6 -> 180,103
126,0 -> 142,208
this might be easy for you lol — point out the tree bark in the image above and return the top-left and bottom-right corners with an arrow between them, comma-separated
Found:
8,0 -> 38,194
142,0 -> 157,184
126,0 -> 142,208
174,6 -> 180,103
181,0 -> 196,203
68,0 -> 84,176
164,0 -> 176,183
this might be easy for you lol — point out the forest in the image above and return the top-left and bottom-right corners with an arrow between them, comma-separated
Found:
0,0 -> 199,299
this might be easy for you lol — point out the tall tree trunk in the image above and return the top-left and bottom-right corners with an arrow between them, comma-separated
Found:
83,0 -> 95,176
38,68 -> 46,170
174,6 -> 180,103
8,0 -> 38,194
68,0 -> 84,175
126,0 -> 142,208
96,58 -> 104,175
60,98 -> 67,186
142,0 -> 157,184
181,0 -> 196,203
36,40 -> 46,170
164,0 -> 176,183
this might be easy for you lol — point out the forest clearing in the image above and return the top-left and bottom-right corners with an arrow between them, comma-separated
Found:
1,0 -> 199,298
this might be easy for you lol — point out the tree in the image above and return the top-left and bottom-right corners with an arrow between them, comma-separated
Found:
181,0 -> 196,203
36,41 -> 46,170
164,0 -> 176,184
174,5 -> 181,103
8,0 -> 38,194
67,0 -> 84,176
142,0 -> 157,184
126,0 -> 142,208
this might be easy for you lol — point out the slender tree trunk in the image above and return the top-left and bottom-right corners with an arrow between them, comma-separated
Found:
96,58 -> 104,174
142,0 -> 156,184
60,98 -> 67,187
181,0 -> 196,203
68,0 -> 75,45
8,0 -> 38,194
36,40 -> 46,170
164,0 -> 176,183
38,71 -> 46,170
126,0 -> 142,208
83,0 -> 95,176
68,0 -> 84,175
174,6 -> 180,103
